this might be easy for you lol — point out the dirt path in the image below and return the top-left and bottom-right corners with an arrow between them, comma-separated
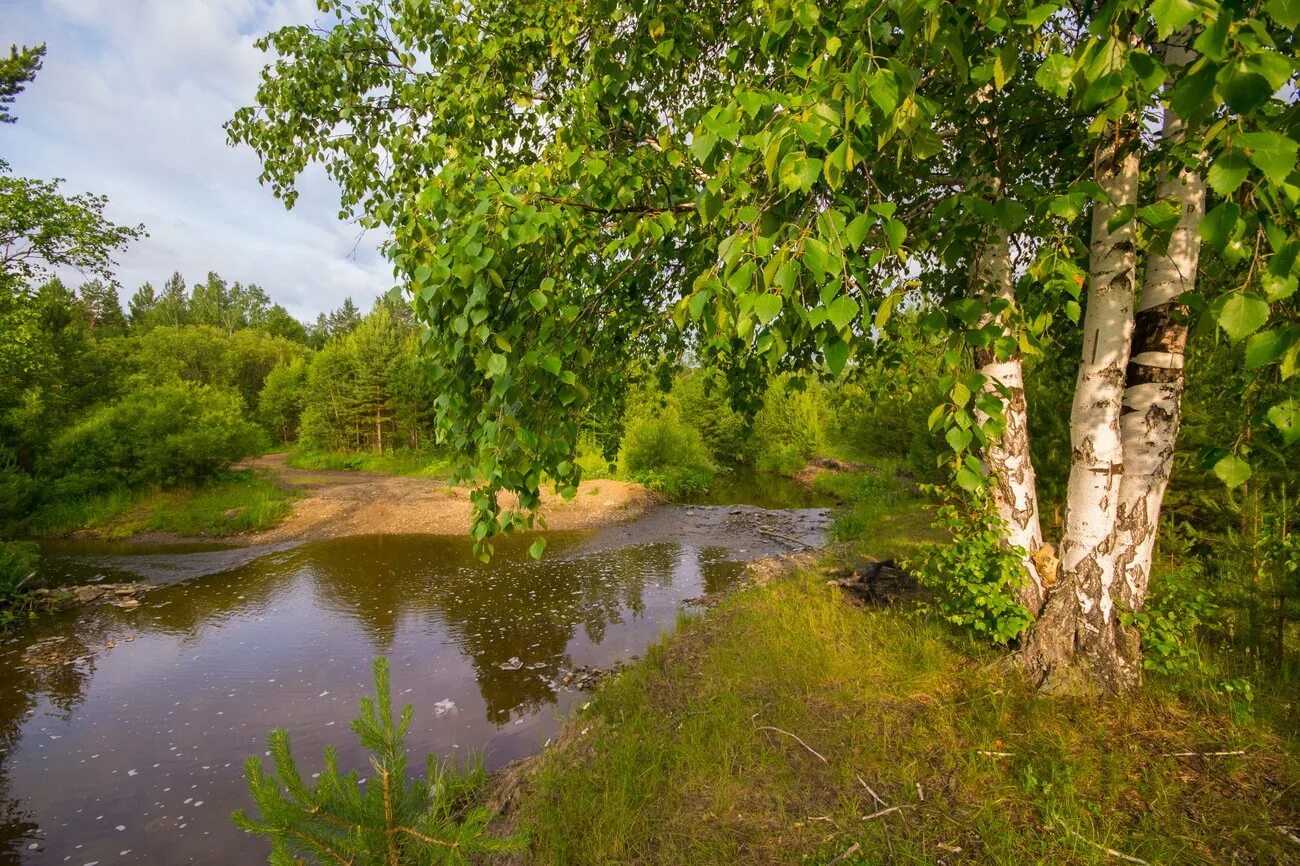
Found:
242,454 -> 655,543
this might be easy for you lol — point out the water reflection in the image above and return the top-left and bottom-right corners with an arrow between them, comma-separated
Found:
0,505 -> 824,864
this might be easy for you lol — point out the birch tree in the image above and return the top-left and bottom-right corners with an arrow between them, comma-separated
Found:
230,0 -> 1299,693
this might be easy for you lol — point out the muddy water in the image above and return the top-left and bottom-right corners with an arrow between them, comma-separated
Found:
0,497 -> 828,864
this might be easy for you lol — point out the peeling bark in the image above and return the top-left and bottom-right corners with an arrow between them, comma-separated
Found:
1115,42 -> 1204,615
1022,127 -> 1141,696
972,229 -> 1045,614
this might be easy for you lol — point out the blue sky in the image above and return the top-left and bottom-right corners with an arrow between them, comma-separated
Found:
3,0 -> 390,320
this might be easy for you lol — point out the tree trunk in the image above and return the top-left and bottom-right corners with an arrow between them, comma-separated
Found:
1022,127 -> 1141,696
1114,49 -> 1203,613
973,229 -> 1046,613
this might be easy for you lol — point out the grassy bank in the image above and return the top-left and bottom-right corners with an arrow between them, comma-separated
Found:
511,572 -> 1298,865
505,467 -> 1299,865
24,470 -> 297,539
286,448 -> 454,478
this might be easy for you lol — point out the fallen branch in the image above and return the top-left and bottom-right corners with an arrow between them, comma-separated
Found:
862,805 -> 912,822
754,724 -> 828,764
1058,821 -> 1150,865
977,750 -> 1014,758
1159,750 -> 1246,758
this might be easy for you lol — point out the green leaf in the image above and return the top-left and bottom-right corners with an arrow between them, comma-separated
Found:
528,290 -> 548,311
1206,150 -> 1251,196
727,261 -> 756,293
1265,0 -> 1300,28
1244,329 -> 1289,370
1262,273 -> 1298,302
1238,132 -> 1298,186
946,426 -> 973,453
528,537 -> 548,560
1218,64 -> 1273,114
955,467 -> 982,492
826,295 -> 859,330
753,293 -> 783,324
802,237 -> 837,281
486,352 -> 508,377
1267,399 -> 1300,445
1137,201 -> 1180,230
1199,202 -> 1240,251
823,339 -> 850,374
1035,54 -> 1074,98
1150,0 -> 1200,40
1212,454 -> 1252,489
1216,292 -> 1270,342
845,213 -> 873,248
883,218 -> 907,252
781,153 -> 823,192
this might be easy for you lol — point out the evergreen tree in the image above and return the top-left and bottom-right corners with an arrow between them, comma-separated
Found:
327,296 -> 361,337
127,281 -> 157,328
77,279 -> 127,335
234,658 -> 525,865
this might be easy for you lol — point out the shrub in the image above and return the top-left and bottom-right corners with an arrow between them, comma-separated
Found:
671,370 -> 748,460
43,380 -> 264,496
905,489 -> 1032,644
747,376 -> 827,473
234,658 -> 526,865
617,406 -> 715,497
0,541 -> 39,630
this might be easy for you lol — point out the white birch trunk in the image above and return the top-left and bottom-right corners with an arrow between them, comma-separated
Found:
1024,128 -> 1141,694
973,230 -> 1045,613
1115,44 -> 1204,614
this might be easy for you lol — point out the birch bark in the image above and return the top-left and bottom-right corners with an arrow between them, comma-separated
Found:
1023,127 -> 1141,694
1114,43 -> 1203,615
972,229 -> 1046,613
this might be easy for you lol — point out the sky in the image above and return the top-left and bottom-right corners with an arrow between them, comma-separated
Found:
4,0 -> 391,321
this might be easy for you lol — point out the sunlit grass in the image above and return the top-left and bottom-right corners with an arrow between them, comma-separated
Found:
515,569 -> 1299,865
26,471 -> 297,539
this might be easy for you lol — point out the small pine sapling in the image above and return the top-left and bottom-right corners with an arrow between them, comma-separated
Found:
233,657 -> 527,865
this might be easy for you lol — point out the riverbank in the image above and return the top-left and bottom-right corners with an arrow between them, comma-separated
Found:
22,453 -> 656,545
497,564 -> 1300,865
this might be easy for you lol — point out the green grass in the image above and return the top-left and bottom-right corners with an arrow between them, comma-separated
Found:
811,459 -> 944,561
26,470 -> 297,539
286,448 -> 454,478
512,571 -> 1299,865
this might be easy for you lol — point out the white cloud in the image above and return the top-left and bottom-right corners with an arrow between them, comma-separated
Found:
2,0 -> 391,320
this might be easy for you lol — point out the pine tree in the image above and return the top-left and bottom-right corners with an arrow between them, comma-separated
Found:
233,658 -> 526,865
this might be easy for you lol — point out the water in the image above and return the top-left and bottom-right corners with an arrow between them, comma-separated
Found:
0,501 -> 827,864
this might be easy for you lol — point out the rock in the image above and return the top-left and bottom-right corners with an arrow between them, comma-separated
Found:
75,587 -> 105,604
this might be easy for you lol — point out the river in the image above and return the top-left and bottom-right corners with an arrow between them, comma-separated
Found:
0,480 -> 831,864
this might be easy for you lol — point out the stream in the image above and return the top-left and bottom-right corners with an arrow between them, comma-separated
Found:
0,478 -> 831,864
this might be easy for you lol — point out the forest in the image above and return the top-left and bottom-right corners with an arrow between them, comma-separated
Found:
2,0 -> 1299,863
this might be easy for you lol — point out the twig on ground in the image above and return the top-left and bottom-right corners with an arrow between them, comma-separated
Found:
857,775 -> 887,808
862,805 -> 912,822
915,781 -> 925,802
1058,821 -> 1150,865
827,842 -> 861,864
977,750 -> 1014,758
753,722 -> 828,764
1160,750 -> 1246,758
756,526 -> 809,549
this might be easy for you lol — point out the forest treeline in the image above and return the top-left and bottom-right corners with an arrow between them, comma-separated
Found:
0,273 -> 435,524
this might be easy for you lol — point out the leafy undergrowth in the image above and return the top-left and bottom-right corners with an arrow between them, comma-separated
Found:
511,571 -> 1299,865
27,470 -> 297,539
813,461 -> 944,561
287,448 -> 454,478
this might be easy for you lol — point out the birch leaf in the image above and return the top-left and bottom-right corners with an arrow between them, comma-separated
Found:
1216,292 -> 1270,342
1238,131 -> 1299,186
1212,454 -> 1252,489
1267,399 -> 1299,444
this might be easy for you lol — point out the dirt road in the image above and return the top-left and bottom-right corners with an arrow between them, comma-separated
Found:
243,454 -> 655,543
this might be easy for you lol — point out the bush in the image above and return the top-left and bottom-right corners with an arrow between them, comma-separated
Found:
617,406 -> 715,497
747,376 -> 827,474
671,370 -> 748,460
0,541 -> 39,630
43,380 -> 264,496
234,658 -> 525,865
905,489 -> 1032,644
